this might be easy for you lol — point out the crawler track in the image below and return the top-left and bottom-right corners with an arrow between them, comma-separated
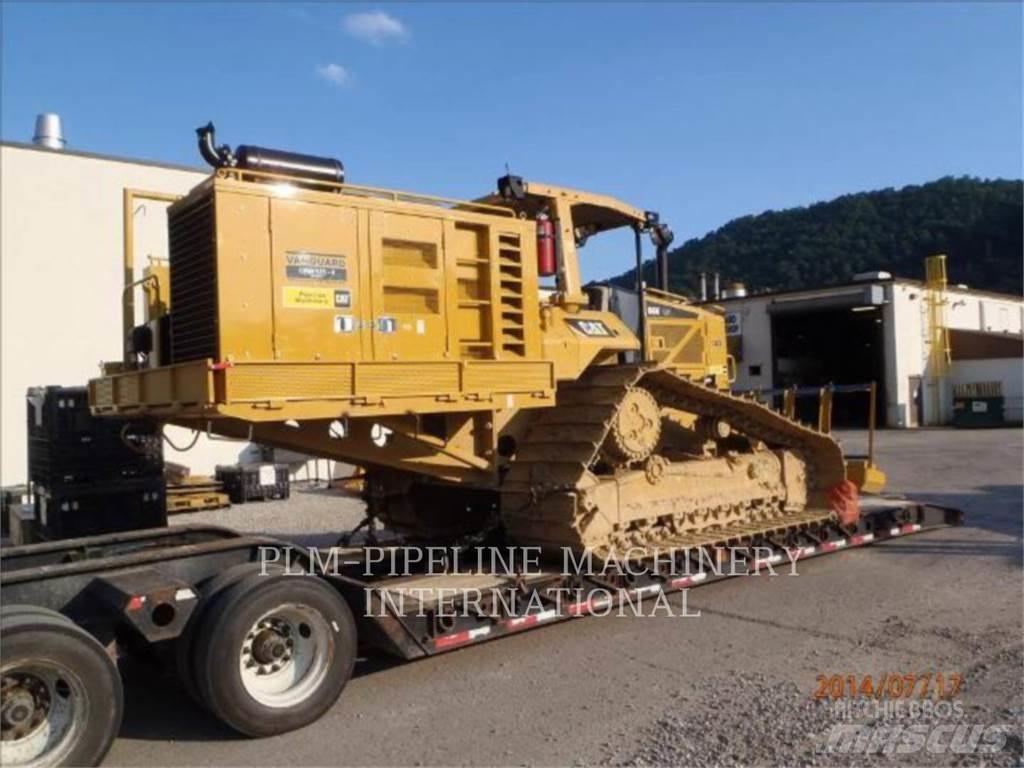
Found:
501,365 -> 849,557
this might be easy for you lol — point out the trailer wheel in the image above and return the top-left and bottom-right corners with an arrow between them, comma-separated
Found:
0,608 -> 122,768
0,606 -> 72,624
175,562 -> 276,704
191,574 -> 356,737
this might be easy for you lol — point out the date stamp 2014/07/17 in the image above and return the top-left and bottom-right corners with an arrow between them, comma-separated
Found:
812,673 -> 964,701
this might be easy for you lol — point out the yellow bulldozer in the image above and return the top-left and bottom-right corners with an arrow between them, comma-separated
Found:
91,123 -> 873,561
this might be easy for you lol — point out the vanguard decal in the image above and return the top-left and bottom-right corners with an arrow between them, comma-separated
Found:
285,251 -> 348,282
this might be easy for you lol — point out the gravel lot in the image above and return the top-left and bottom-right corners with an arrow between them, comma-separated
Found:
107,427 -> 1023,767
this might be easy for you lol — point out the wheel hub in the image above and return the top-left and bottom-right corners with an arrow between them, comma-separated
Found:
243,618 -> 294,674
1,674 -> 50,742
252,630 -> 288,665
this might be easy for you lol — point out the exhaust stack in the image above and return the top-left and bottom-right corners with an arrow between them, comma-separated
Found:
33,113 -> 65,149
196,122 -> 344,184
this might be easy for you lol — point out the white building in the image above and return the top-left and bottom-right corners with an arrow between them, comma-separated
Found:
0,138 -> 250,485
720,276 -> 1023,428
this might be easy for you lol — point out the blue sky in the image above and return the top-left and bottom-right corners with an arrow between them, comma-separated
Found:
3,2 -> 1021,281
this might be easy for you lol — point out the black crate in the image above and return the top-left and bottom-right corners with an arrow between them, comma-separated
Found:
215,464 -> 290,504
27,386 -> 84,438
27,385 -> 163,493
27,387 -> 108,440
1,485 -> 30,539
36,479 -> 167,540
29,437 -> 162,487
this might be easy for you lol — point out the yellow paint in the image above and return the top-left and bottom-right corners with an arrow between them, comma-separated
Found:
846,459 -> 887,494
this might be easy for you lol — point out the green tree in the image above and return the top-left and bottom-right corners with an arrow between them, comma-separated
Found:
613,177 -> 1023,296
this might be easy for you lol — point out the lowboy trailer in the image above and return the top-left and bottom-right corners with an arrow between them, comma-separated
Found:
1,498 -> 961,767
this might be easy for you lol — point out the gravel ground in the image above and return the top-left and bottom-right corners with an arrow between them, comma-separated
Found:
599,630 -> 1023,767
170,485 -> 366,548
106,427 -> 1023,767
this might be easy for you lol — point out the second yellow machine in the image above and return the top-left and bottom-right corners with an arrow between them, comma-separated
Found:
92,123 -> 867,560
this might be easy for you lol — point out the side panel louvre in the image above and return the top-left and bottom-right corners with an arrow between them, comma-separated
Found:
169,193 -> 218,363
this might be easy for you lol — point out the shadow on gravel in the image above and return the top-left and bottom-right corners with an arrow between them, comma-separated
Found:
289,484 -> 360,499
868,537 -> 1022,566
116,657 -> 241,743
351,652 -> 406,680
116,648 -> 403,743
863,484 -> 1023,567
906,485 -> 1023,539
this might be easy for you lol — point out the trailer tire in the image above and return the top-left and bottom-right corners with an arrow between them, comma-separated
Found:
175,562 -> 278,704
191,574 -> 356,737
0,609 -> 123,768
0,605 -> 73,624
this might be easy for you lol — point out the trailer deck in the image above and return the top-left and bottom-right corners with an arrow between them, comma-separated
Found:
1,497 -> 962,658
383,498 -> 962,655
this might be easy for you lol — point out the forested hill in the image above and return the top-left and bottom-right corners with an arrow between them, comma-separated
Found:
611,177 -> 1023,296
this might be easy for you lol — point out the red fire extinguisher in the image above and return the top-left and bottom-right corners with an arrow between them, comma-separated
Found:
536,213 -> 556,277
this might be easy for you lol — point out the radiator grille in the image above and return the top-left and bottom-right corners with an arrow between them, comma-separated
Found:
169,193 -> 218,363
649,323 -> 704,365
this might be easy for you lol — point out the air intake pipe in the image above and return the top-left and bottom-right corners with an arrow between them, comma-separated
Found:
196,122 -> 345,184
645,214 -> 674,292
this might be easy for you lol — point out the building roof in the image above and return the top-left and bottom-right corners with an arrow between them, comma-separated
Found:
710,277 -> 1023,305
0,140 -> 206,175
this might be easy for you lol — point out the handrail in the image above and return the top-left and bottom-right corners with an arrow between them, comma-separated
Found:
644,286 -> 691,303
737,381 -> 879,465
122,272 -> 160,291
122,188 -> 183,363
121,272 -> 160,307
214,167 -> 515,218
743,383 -> 876,397
121,273 -> 161,364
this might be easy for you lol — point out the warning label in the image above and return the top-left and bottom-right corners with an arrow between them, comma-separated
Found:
285,251 -> 347,282
283,286 -> 335,310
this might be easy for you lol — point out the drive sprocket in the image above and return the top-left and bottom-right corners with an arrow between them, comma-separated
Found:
601,386 -> 661,466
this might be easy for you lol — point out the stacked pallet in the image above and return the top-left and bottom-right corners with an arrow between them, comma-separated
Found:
165,471 -> 231,515
952,381 -> 1002,398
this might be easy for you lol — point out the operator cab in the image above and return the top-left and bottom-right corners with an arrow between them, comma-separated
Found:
479,174 -> 678,322
480,175 -> 729,385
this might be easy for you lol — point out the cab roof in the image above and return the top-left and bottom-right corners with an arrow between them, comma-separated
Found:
477,179 -> 647,235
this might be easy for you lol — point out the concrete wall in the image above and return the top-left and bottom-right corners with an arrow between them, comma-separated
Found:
945,288 -> 1024,335
886,283 -> 927,427
726,297 -> 774,391
0,143 -> 248,485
